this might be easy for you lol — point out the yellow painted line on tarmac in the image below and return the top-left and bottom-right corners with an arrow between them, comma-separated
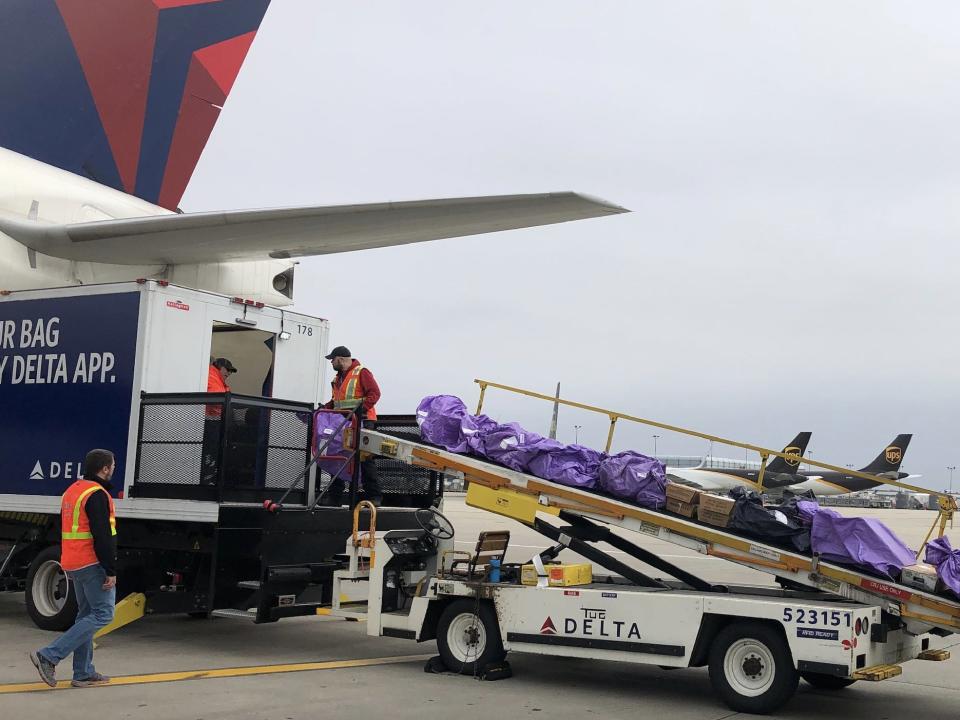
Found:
1,653 -> 433,695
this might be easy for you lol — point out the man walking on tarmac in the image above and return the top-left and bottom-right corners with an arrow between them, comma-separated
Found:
30,449 -> 117,688
323,346 -> 383,506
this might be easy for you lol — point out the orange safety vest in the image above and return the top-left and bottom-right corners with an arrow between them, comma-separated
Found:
206,365 -> 230,419
60,479 -> 117,572
331,361 -> 376,420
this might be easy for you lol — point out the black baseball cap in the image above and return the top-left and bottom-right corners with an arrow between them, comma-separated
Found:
325,346 -> 351,360
213,357 -> 237,373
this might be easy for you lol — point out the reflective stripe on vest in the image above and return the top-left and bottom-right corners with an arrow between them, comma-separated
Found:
60,480 -> 117,571
332,364 -> 364,410
62,485 -> 116,540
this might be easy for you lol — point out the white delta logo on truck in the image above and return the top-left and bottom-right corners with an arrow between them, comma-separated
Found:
540,607 -> 643,640
29,459 -> 84,482
0,317 -> 117,384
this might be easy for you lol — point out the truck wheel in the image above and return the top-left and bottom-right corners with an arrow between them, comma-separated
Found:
26,546 -> 77,631
708,622 -> 798,714
436,600 -> 505,675
801,672 -> 857,690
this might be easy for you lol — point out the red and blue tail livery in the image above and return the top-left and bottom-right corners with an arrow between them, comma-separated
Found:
0,0 -> 271,210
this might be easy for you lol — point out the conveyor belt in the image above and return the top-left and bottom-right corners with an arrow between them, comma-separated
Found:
362,429 -> 960,636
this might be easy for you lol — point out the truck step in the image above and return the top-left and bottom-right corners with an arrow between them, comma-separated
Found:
237,580 -> 261,590
211,608 -> 257,621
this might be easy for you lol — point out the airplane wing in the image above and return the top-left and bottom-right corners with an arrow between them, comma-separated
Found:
0,192 -> 627,265
665,472 -> 730,493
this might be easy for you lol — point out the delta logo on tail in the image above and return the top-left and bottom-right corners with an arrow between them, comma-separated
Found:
0,0 -> 271,210
0,2 -> 625,305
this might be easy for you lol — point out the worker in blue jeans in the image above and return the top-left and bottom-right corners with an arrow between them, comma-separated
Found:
30,449 -> 117,688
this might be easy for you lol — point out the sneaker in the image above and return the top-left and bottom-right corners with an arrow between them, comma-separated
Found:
29,651 -> 56,687
71,672 -> 110,688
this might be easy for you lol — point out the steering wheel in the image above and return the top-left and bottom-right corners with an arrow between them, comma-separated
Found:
415,507 -> 455,541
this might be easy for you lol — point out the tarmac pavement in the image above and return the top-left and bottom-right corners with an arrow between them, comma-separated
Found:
1,499 -> 958,719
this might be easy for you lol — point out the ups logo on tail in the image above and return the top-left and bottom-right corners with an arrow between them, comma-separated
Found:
885,446 -> 902,464
783,446 -> 802,467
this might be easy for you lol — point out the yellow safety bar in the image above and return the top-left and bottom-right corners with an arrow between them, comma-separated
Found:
352,500 -> 378,568
474,379 -> 956,542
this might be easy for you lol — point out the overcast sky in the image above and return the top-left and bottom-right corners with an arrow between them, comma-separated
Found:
184,1 -> 960,490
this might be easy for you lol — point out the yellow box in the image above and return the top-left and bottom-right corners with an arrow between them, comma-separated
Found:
521,563 -> 593,587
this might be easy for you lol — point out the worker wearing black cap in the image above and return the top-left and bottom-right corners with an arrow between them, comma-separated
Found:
323,346 -> 382,505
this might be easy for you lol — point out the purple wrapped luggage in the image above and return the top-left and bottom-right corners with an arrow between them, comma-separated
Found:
528,443 -> 604,489
811,509 -> 915,578
597,451 -> 666,508
416,395 -> 470,452
925,536 -> 960,596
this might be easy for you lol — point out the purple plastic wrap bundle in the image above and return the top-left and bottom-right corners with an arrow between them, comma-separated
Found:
796,500 -> 820,526
460,412 -> 498,455
527,443 -> 604,489
416,395 -> 470,452
811,509 -> 916,578
474,423 -> 549,472
314,410 -> 352,480
925,537 -> 960,596
597,451 -> 666,508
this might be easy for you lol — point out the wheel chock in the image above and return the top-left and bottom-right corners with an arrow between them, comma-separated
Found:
93,592 -> 146,644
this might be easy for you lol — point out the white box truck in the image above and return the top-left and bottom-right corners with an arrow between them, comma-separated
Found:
0,280 -> 436,629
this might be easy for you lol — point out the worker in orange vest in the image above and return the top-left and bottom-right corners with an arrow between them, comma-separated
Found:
202,357 -> 236,483
30,449 -> 117,688
323,346 -> 382,505
207,357 -> 235,397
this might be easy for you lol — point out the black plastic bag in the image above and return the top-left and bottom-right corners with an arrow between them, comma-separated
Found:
727,487 -> 811,552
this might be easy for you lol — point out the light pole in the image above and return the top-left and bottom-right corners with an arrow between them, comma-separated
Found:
652,434 -> 661,456
574,425 -> 582,444
948,466 -> 956,494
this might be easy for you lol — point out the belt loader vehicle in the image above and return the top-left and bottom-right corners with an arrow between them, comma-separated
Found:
330,426 -> 959,715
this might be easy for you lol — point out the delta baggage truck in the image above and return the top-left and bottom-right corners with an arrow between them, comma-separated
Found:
0,281 -> 438,629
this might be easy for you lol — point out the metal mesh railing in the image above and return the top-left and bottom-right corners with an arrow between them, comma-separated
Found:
133,393 -> 313,502
373,415 -> 445,503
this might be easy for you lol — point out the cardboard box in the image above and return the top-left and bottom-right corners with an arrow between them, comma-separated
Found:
699,494 -> 736,516
698,507 -> 732,528
521,563 -> 593,587
666,482 -> 701,505
665,498 -> 698,518
900,563 -> 940,593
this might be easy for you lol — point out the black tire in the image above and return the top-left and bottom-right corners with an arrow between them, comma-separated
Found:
25,546 -> 77,631
436,600 -> 505,675
801,671 -> 857,690
708,621 -> 799,714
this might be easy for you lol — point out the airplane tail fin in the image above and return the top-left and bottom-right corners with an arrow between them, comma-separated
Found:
766,432 -> 812,475
0,0 -> 271,210
859,434 -> 912,477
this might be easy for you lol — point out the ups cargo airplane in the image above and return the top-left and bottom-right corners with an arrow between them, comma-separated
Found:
667,434 -> 917,496
0,2 -> 625,303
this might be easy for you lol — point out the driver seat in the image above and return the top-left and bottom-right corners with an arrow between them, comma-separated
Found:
449,530 -> 510,579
